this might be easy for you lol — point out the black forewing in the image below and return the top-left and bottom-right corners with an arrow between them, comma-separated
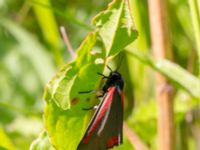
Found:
77,86 -> 123,150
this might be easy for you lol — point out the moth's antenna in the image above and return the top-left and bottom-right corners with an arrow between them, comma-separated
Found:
106,65 -> 113,72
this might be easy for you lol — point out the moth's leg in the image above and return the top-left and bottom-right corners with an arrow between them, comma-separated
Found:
97,72 -> 109,79
97,95 -> 103,98
79,90 -> 97,94
82,105 -> 98,111
79,90 -> 104,97
79,88 -> 103,110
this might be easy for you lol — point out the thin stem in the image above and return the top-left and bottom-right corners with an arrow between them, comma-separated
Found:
148,0 -> 175,150
16,0 -> 31,23
60,26 -> 76,59
123,122 -> 150,150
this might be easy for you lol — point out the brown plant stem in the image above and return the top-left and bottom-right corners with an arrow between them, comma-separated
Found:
148,0 -> 175,150
124,122 -> 150,150
60,26 -> 76,59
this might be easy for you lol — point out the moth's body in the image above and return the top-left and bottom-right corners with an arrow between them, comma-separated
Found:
103,71 -> 124,92
77,70 -> 124,150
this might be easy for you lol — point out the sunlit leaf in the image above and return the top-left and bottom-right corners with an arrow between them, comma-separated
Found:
42,0 -> 138,149
126,48 -> 200,98
44,32 -> 104,109
43,32 -> 105,149
93,0 -> 138,56
30,131 -> 55,150
44,101 -> 89,150
32,0 -> 64,66
0,127 -> 16,150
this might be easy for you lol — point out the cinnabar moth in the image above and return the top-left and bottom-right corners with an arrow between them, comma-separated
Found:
77,67 -> 124,150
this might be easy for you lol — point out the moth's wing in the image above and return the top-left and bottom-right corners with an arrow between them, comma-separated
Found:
77,86 -> 123,150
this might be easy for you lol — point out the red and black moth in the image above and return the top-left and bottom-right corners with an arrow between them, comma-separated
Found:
77,67 -> 124,150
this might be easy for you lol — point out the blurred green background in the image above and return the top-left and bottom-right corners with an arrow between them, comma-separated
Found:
0,0 -> 200,150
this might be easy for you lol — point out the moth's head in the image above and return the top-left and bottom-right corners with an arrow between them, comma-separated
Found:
109,71 -> 122,81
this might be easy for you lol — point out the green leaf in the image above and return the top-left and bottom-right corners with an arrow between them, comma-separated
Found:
126,48 -> 200,98
153,60 -> 200,97
43,32 -> 105,150
0,19 -> 56,85
44,63 -> 76,108
43,0 -> 138,149
44,32 -> 104,109
33,0 -> 61,48
93,0 -> 138,56
0,127 -> 16,150
188,0 -> 200,72
30,131 -> 55,150
32,0 -> 64,66
0,147 -> 8,150
44,101 -> 89,150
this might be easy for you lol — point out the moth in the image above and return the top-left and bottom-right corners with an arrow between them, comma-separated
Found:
77,67 -> 124,150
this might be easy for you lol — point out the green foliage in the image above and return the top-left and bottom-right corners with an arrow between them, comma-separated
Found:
43,0 -> 138,149
32,0 -> 64,66
0,127 -> 15,150
44,32 -> 101,109
126,49 -> 200,98
0,19 -> 56,85
188,0 -> 200,64
30,131 -> 55,150
0,0 -> 200,149
93,0 -> 138,56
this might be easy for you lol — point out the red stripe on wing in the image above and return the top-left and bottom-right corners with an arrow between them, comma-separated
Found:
106,136 -> 119,148
82,87 -> 116,144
